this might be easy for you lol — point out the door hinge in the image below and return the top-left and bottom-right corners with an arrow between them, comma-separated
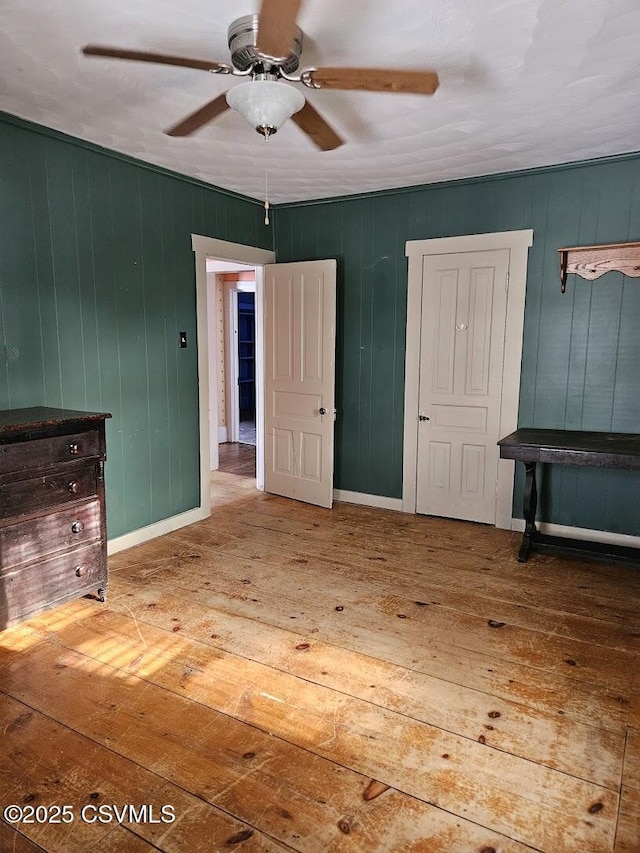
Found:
506,271 -> 510,292
495,480 -> 499,496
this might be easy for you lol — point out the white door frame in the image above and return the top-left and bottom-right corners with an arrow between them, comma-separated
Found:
402,230 -> 533,528
225,284 -> 240,443
225,278 -> 257,444
192,234 -> 275,517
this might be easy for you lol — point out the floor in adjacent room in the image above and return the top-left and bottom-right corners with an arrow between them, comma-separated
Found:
218,441 -> 256,477
0,469 -> 638,852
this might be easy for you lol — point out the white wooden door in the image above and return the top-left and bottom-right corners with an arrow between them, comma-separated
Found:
264,259 -> 336,508
416,250 -> 510,523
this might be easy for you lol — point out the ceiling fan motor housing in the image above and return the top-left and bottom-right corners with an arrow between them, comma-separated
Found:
228,14 -> 303,73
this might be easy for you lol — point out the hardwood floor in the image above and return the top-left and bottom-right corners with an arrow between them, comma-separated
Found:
0,470 -> 639,851
218,442 -> 256,477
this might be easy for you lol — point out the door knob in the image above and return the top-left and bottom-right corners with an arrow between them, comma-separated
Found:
319,407 -> 327,415
418,414 -> 430,422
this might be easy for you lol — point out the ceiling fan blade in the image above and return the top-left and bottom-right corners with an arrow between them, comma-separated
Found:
256,0 -> 303,58
310,67 -> 439,95
82,45 -> 227,73
291,101 -> 343,152
166,94 -> 230,137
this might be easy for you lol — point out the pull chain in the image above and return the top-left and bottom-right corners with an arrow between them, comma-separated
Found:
263,137 -> 270,226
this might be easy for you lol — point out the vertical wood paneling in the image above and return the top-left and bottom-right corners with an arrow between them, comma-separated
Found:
30,144 -> 62,407
275,154 -> 640,536
45,146 -> 87,408
71,151 -> 101,411
0,115 -> 268,539
0,135 -> 44,406
358,197 -> 375,493
369,195 -> 403,497
139,168 -> 170,527
111,163 -> 149,533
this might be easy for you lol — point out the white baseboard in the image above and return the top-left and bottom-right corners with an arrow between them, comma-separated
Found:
333,489 -> 403,512
217,426 -> 228,443
108,506 -> 210,555
510,518 -> 640,549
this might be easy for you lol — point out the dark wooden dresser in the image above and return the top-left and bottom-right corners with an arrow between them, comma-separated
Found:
0,407 -> 111,629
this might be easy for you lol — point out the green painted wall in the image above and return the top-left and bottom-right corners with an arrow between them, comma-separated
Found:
274,155 -> 640,536
2,109 -> 638,539
0,114 -> 271,539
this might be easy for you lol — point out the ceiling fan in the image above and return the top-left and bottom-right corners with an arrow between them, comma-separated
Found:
82,0 -> 439,151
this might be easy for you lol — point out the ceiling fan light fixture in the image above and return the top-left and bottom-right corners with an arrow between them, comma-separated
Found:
226,78 -> 305,137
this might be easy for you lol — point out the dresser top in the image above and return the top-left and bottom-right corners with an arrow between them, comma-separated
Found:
0,407 -> 112,436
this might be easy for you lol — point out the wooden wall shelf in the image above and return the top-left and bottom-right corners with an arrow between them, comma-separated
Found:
558,241 -> 640,292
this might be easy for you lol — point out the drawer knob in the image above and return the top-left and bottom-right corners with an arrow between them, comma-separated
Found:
68,481 -> 79,494
71,520 -> 84,534
69,443 -> 80,455
75,565 -> 87,577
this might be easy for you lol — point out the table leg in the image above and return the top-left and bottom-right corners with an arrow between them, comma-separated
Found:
518,461 -> 538,562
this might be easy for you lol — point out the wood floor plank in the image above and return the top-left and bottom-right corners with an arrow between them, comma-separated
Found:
0,821 -> 48,852
88,831 -> 164,852
111,544 -> 634,727
169,513 -> 640,630
614,786 -> 640,852
622,727 -> 640,791
3,471 -> 638,852
218,443 -> 256,477
630,689 -> 640,730
0,692 -> 289,852
0,639 -> 537,853
130,533 -> 637,689
168,518 -> 640,654
219,504 -> 640,602
84,584 -> 625,788
5,608 -> 618,852
111,564 -> 632,734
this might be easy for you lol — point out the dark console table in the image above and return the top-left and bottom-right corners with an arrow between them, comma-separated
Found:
498,428 -> 640,565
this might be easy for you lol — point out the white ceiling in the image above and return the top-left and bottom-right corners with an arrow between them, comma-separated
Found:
2,0 -> 639,203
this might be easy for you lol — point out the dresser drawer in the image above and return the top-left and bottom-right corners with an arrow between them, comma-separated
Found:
0,500 -> 101,570
0,429 -> 100,475
0,542 -> 106,626
0,464 -> 97,519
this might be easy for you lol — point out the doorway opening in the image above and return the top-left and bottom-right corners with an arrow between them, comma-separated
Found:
206,259 -> 259,480
193,235 -> 275,519
193,235 -> 337,516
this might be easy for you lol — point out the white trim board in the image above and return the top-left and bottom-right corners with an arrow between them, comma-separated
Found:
333,489 -> 403,512
108,507 -> 209,555
510,518 -> 640,549
402,230 -> 533,529
191,235 -> 274,265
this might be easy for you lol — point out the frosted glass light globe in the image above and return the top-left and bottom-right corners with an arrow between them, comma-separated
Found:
226,79 -> 305,135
